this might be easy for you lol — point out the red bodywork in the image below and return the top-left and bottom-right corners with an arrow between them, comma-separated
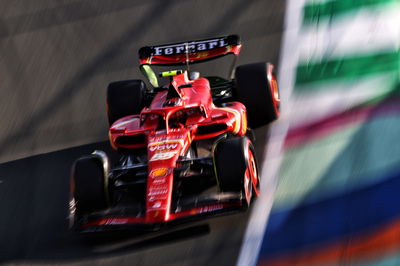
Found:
75,35 -> 263,231
106,72 -> 246,225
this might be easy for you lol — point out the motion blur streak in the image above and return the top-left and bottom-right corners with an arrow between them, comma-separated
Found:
267,214 -> 400,265
0,0 -> 286,265
302,0 -> 399,25
0,0 -> 284,164
257,0 -> 400,265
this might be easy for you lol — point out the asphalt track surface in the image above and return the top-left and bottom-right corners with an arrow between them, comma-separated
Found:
0,1 -> 285,265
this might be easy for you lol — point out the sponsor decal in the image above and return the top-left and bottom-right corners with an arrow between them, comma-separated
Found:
149,139 -> 183,146
148,139 -> 184,161
150,168 -> 169,178
152,178 -> 166,184
149,143 -> 178,152
148,187 -> 168,196
102,218 -> 129,225
152,201 -> 162,208
152,38 -> 228,56
149,195 -> 167,201
149,151 -> 177,161
198,204 -> 224,214
148,140 -> 181,161
150,134 -> 186,141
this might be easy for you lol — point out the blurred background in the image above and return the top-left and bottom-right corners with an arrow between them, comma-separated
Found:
2,0 -> 400,265
0,0 -> 284,163
0,0 -> 284,265
258,0 -> 400,265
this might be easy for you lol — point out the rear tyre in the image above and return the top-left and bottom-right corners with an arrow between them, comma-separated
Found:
107,80 -> 146,126
234,62 -> 280,128
214,137 -> 259,207
71,153 -> 108,215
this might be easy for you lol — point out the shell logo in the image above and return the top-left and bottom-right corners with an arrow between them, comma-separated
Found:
150,168 -> 169,178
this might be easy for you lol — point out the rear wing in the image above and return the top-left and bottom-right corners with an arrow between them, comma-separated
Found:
138,35 -> 241,65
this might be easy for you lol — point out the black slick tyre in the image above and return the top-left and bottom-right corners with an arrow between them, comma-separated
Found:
234,62 -> 280,128
107,80 -> 146,126
214,137 -> 258,207
71,155 -> 108,215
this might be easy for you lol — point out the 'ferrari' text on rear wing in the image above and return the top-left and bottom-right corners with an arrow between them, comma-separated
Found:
139,35 -> 241,65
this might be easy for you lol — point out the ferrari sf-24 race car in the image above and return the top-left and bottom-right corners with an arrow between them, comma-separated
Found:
70,35 -> 280,232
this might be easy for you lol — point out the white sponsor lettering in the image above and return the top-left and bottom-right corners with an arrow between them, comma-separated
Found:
165,48 -> 173,55
151,38 -> 229,56
152,202 -> 162,208
148,188 -> 168,196
176,46 -> 184,53
199,204 -> 224,214
188,44 -> 196,51
149,143 -> 178,152
149,195 -> 168,201
198,43 -> 207,50
150,151 -> 176,161
219,39 -> 228,47
149,139 -> 183,147
209,41 -> 218,49
153,178 -> 166,184
104,218 -> 129,225
154,47 -> 163,56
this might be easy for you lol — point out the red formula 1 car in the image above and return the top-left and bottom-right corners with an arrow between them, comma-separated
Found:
70,35 -> 280,232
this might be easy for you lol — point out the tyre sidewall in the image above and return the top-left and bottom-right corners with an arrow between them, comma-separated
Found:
234,62 -> 279,127
107,80 -> 145,125
71,155 -> 108,215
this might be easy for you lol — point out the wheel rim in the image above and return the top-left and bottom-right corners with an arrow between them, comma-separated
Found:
244,142 -> 259,205
244,168 -> 252,204
247,148 -> 260,197
271,75 -> 280,116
